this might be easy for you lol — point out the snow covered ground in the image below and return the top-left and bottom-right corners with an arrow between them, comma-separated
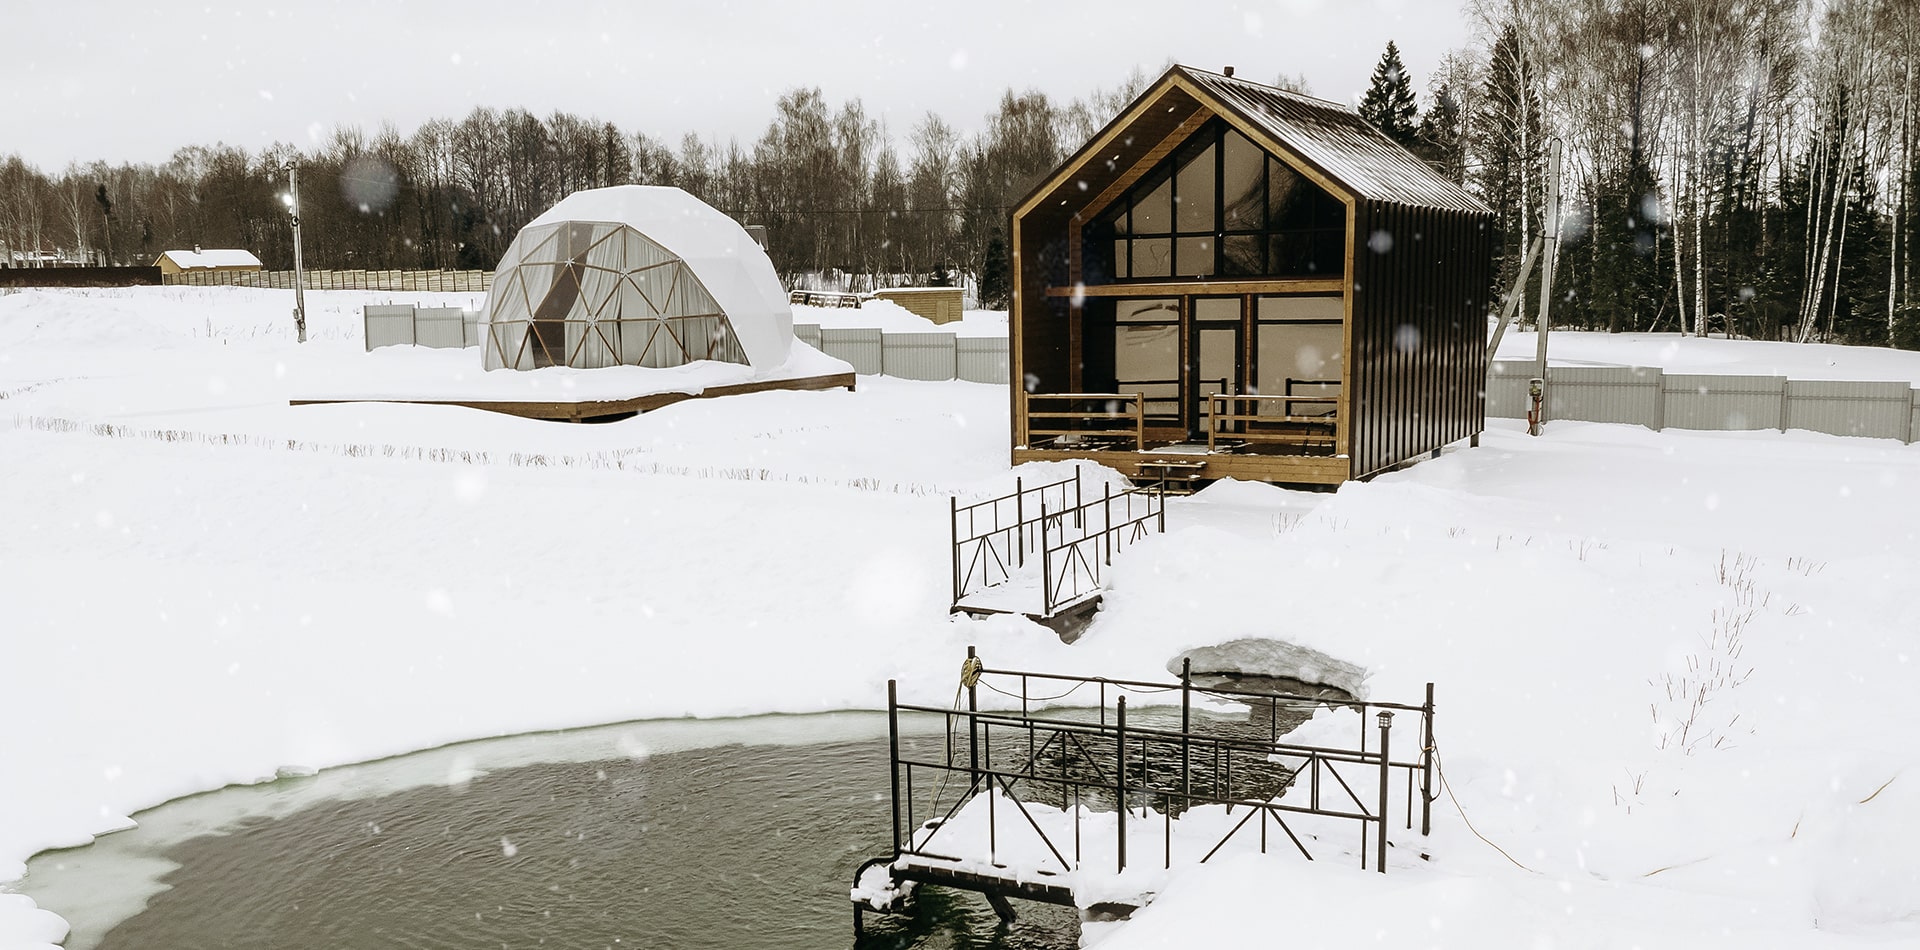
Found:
1496,326 -> 1920,383
793,298 -> 1009,337
2,287 -> 1917,947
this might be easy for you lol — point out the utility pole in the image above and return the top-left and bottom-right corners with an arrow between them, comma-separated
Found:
1531,139 -> 1562,436
286,162 -> 308,344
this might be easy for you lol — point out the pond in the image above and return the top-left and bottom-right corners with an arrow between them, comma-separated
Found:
21,712 -> 1079,950
21,676 -> 1345,949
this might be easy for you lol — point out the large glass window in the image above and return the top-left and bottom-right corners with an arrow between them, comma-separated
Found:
1111,298 -> 1181,424
1254,295 -> 1342,416
1087,120 -> 1346,282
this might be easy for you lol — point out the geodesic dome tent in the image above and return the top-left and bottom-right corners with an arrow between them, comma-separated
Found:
483,185 -> 794,371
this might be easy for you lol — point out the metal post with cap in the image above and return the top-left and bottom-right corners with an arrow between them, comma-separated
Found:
1375,710 -> 1393,873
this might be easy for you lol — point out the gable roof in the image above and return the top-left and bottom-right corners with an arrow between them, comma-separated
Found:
1180,68 -> 1486,214
1016,65 -> 1488,224
156,249 -> 262,269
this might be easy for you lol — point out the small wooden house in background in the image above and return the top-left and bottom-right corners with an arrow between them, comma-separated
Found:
1010,65 -> 1494,487
872,287 -> 964,325
154,247 -> 263,277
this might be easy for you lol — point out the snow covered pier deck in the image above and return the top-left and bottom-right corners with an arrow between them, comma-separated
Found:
850,651 -> 1437,938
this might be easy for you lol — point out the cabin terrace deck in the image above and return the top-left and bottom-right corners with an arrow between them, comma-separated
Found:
1012,444 -> 1350,487
291,371 -> 856,422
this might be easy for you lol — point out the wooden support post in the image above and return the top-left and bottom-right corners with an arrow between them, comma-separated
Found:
985,892 -> 1017,924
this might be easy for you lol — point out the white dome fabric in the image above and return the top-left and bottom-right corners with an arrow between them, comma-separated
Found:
483,186 -> 793,372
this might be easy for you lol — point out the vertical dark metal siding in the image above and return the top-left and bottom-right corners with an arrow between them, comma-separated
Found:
1349,201 -> 1494,478
1017,216 -> 1075,396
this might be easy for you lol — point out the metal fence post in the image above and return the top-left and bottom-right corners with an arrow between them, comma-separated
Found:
1116,694 -> 1128,873
1104,483 -> 1114,564
1421,683 -> 1435,837
1181,657 -> 1192,804
1376,711 -> 1393,874
967,645 -> 980,788
950,496 -> 961,607
1015,477 -> 1025,567
1040,503 -> 1053,614
889,679 -> 902,855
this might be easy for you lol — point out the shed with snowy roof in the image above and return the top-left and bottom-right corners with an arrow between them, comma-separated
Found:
1010,64 -> 1495,487
154,247 -> 262,276
483,185 -> 798,373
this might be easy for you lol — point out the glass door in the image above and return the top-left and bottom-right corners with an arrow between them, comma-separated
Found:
1188,297 -> 1243,440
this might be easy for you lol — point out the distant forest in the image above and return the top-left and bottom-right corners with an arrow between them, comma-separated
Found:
2,0 -> 1917,346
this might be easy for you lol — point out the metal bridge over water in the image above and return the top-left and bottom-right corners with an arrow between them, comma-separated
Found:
949,467 -> 1165,629
850,650 -> 1436,938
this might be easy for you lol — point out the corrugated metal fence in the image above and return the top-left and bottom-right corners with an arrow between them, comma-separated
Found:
364,306 -> 482,350
363,308 -> 1010,383
794,325 -> 1008,383
1489,361 -> 1920,443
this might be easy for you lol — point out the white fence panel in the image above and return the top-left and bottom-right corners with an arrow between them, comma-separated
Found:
957,337 -> 1010,384
364,305 -> 417,351
820,328 -> 884,375
883,332 -> 958,381
413,308 -> 469,349
1546,365 -> 1661,427
1785,380 -> 1913,440
1661,374 -> 1786,431
1485,361 -> 1536,418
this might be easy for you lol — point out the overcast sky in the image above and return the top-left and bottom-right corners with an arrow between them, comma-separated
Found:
4,0 -> 1478,170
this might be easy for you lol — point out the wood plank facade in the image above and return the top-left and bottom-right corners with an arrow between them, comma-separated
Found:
1010,66 -> 1494,486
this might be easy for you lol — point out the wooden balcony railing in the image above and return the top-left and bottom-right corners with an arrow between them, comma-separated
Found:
1024,392 -> 1145,451
1206,393 -> 1339,454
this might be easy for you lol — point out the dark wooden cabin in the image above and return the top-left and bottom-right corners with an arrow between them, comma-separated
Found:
1010,65 -> 1495,487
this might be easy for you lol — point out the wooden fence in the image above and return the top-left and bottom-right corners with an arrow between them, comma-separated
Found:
163,269 -> 493,292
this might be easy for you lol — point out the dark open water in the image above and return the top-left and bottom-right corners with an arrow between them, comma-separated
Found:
23,678 -> 1341,950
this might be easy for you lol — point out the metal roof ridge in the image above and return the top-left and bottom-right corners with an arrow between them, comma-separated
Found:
1173,64 -> 1356,111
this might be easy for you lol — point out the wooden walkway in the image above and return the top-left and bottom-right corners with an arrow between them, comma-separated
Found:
292,372 -> 855,422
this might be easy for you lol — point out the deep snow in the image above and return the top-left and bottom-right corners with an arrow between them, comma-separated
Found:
1,287 -> 1917,948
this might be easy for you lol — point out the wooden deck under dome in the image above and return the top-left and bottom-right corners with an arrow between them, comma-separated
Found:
291,371 -> 855,422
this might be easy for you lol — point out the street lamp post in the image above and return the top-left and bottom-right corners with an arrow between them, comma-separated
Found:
285,162 -> 308,343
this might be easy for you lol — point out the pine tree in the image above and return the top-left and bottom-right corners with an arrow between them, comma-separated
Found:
1359,41 -> 1421,150
1470,25 -> 1544,316
979,228 -> 1011,310
1416,82 -> 1467,184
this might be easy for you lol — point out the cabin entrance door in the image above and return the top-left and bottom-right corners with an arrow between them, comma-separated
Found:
1187,296 -> 1243,440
